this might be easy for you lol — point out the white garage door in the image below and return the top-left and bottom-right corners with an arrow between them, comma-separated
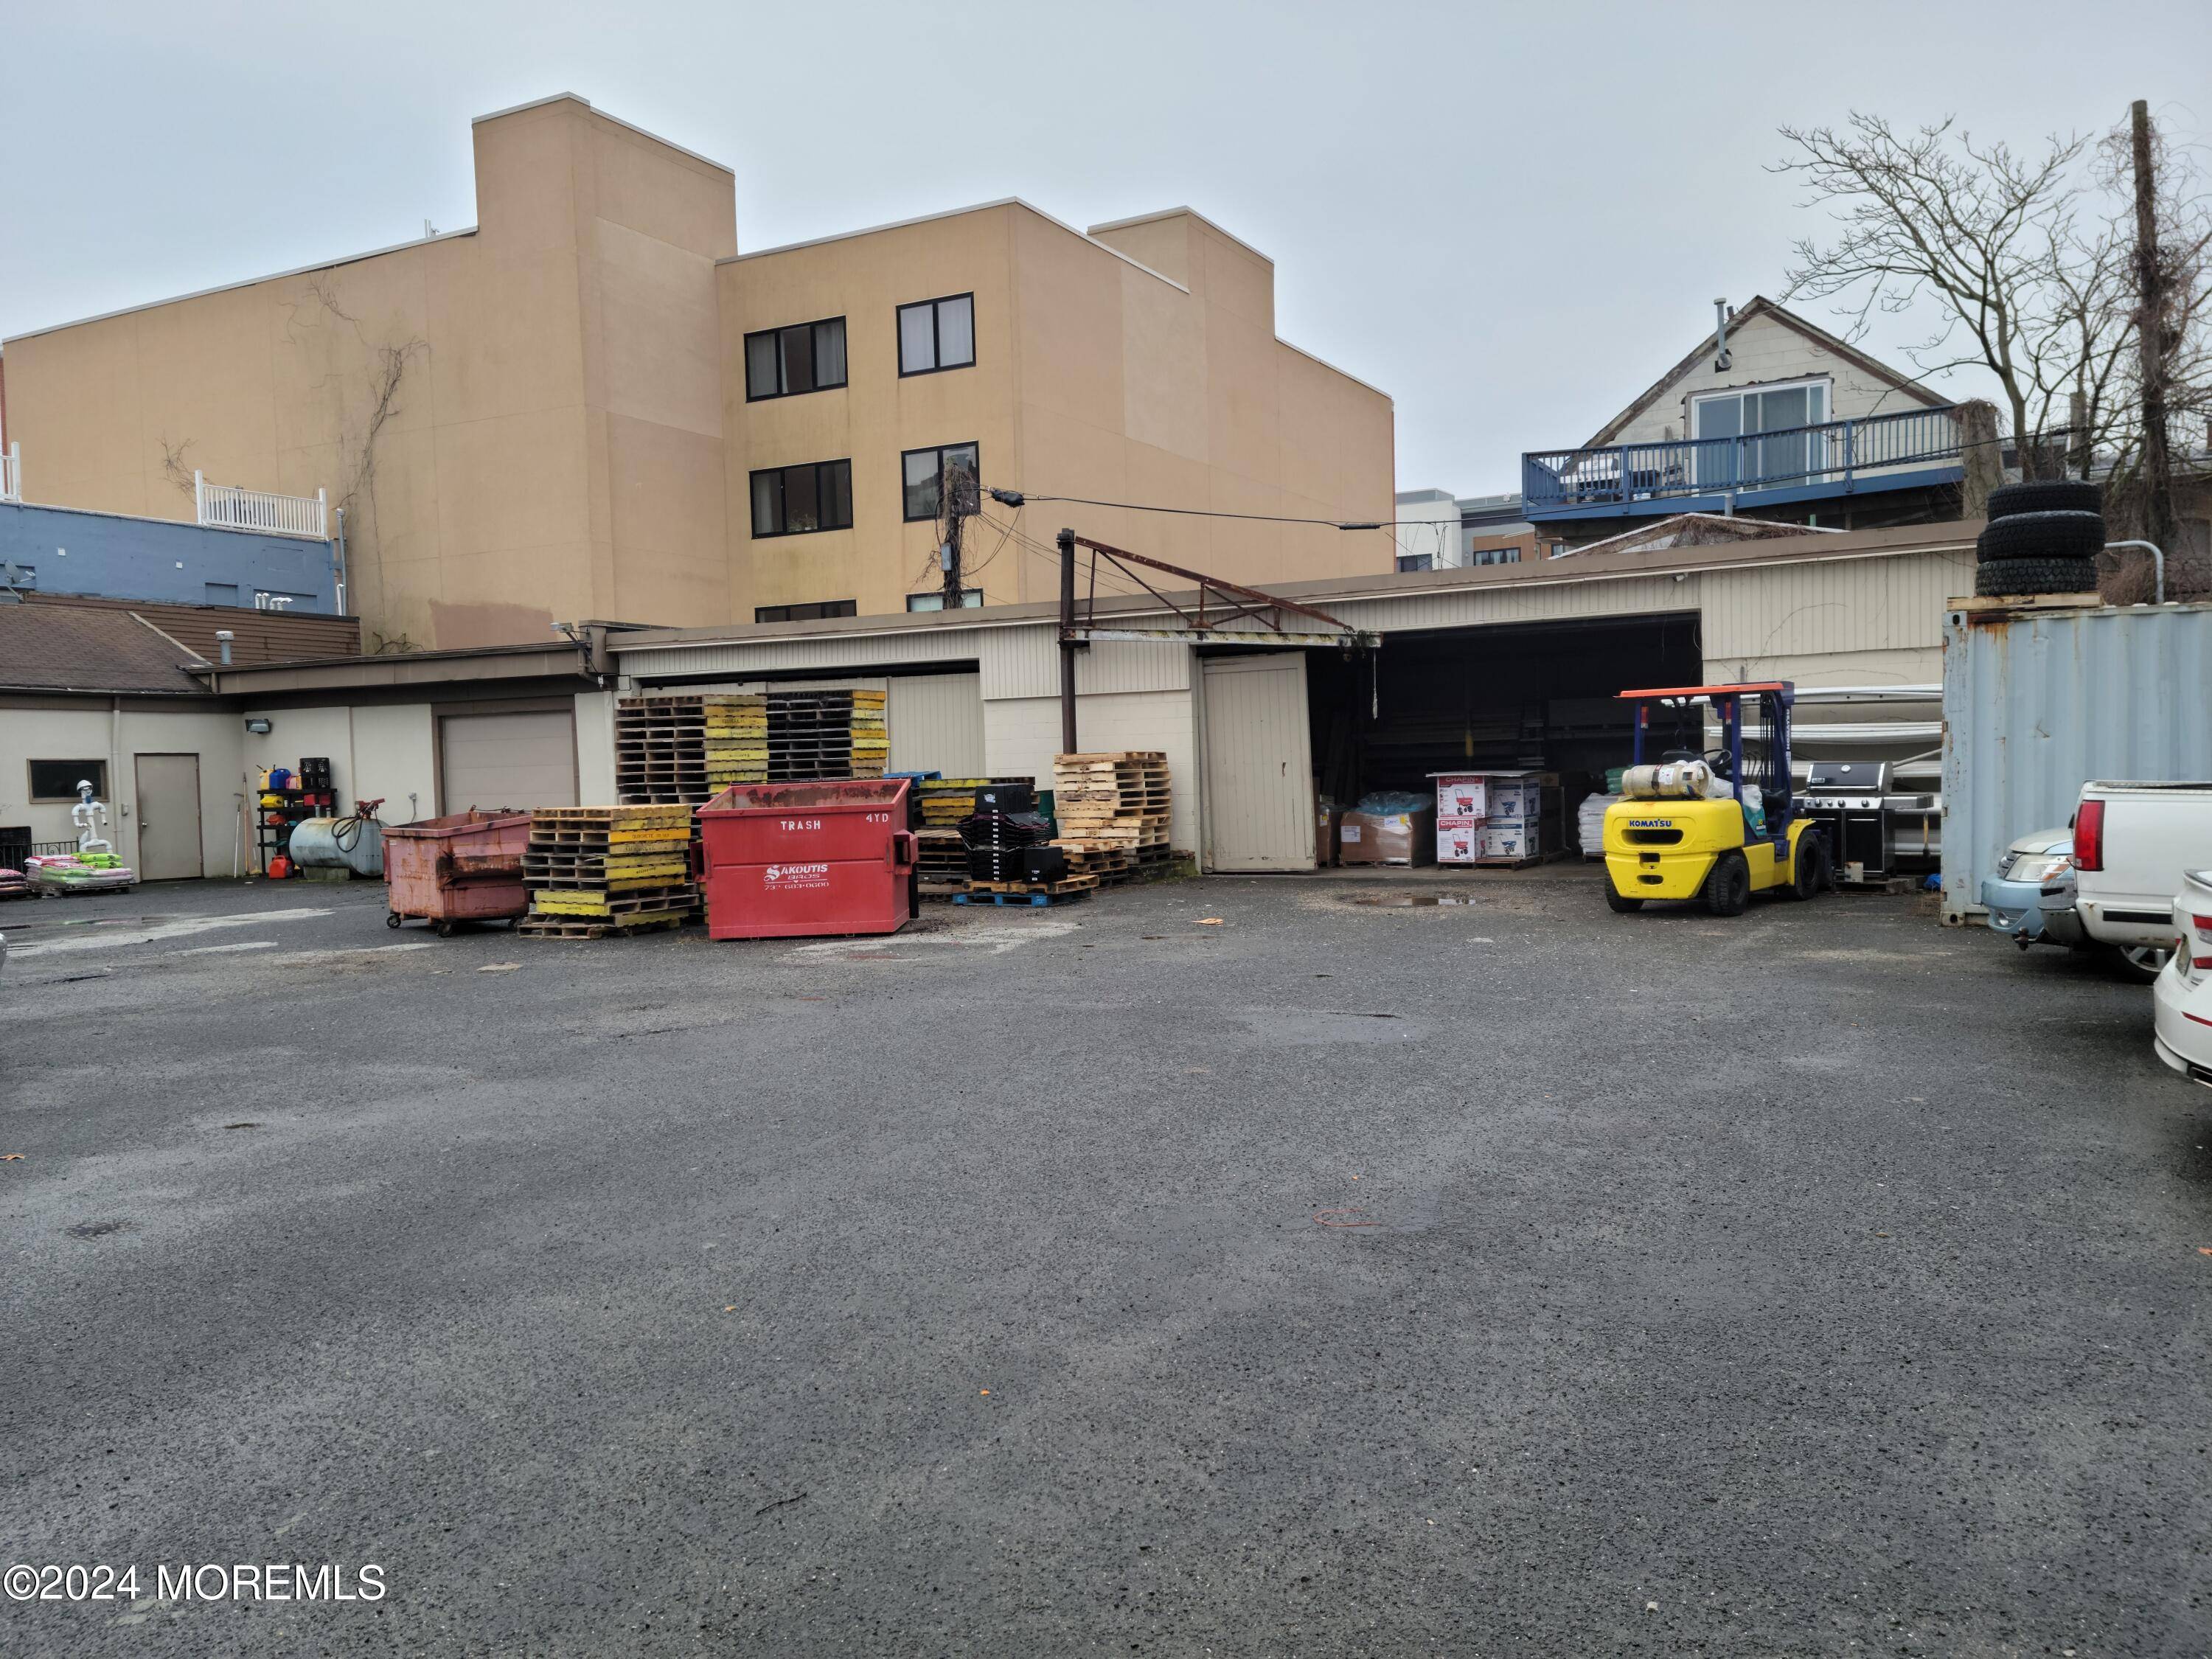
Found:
1201,654 -> 1316,872
439,710 -> 578,813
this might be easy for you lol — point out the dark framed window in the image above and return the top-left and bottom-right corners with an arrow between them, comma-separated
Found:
906,589 -> 984,611
745,317 -> 848,401
29,759 -> 106,803
1396,554 -> 1433,574
897,293 -> 975,376
750,459 -> 855,538
755,600 -> 858,624
901,441 -> 980,523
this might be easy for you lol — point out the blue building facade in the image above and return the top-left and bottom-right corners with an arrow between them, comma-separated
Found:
0,500 -> 340,613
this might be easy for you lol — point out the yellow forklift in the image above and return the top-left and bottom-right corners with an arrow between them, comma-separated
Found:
1601,681 -> 1832,915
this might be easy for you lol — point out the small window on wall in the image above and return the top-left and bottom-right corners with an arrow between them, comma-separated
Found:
1396,554 -> 1433,573
897,293 -> 975,375
902,442 -> 980,522
29,759 -> 106,802
745,318 -> 848,400
751,460 -> 855,538
754,600 -> 858,624
906,589 -> 984,611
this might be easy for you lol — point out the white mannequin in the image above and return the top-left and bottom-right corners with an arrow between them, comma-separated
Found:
72,779 -> 113,855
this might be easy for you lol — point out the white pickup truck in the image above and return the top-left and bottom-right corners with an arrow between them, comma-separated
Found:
2072,781 -> 2212,979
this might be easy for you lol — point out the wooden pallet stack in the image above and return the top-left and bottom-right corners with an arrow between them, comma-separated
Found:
1051,751 -> 1172,877
849,691 -> 888,779
615,695 -> 709,804
704,695 -> 768,790
518,806 -> 698,939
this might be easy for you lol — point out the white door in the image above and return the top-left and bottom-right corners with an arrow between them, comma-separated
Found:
1201,654 -> 1316,872
439,710 -> 577,813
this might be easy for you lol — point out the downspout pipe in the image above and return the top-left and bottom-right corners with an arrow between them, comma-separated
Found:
333,507 -> 349,615
2104,540 -> 2164,604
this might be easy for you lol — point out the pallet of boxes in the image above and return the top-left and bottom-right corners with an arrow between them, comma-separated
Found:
518,805 -> 700,938
1431,771 -> 1563,868
1047,751 -> 1174,888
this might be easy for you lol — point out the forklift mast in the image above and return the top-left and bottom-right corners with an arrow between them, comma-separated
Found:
1623,681 -> 1795,828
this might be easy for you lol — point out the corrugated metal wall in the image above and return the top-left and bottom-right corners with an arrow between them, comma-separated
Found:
1941,602 -> 2212,921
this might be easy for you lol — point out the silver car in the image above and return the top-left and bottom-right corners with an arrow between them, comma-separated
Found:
1980,828 -> 2085,951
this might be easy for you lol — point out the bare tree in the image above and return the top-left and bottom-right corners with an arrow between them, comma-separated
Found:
1775,114 -> 2115,480
1777,108 -> 2212,543
156,436 -> 198,499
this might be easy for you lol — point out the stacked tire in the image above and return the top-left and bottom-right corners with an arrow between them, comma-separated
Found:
1974,480 -> 2104,597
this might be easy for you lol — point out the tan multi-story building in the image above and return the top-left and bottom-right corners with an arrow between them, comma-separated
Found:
0,94 -> 1393,650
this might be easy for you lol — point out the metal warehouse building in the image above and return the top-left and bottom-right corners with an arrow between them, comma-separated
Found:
604,522 -> 1972,872
15,521 -> 1974,880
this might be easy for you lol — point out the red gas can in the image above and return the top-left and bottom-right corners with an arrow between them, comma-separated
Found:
696,779 -> 917,939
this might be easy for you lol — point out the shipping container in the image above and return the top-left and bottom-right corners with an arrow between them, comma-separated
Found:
1940,599 -> 2212,924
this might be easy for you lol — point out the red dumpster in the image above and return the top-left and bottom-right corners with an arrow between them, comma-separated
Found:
696,780 -> 917,939
382,810 -> 533,935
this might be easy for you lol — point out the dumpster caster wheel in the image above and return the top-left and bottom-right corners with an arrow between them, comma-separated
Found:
386,911 -> 403,929
435,919 -> 456,939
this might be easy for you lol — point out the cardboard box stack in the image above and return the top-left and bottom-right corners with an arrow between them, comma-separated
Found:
1432,771 -> 1562,866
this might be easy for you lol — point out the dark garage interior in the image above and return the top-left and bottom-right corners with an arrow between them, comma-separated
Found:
1307,611 -> 1703,851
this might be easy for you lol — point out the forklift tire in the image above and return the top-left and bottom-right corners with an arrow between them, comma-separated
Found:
1603,874 -> 1644,912
1702,852 -> 1750,917
1786,833 -> 1832,900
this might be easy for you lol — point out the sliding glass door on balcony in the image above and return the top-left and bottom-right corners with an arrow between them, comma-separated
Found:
1692,383 -> 1829,490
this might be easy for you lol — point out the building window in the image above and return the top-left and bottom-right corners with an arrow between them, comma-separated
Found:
745,317 -> 848,401
1,561 -> 35,589
1396,554 -> 1433,573
897,293 -> 975,376
906,589 -> 984,611
902,442 -> 980,522
204,582 -> 239,605
751,460 -> 855,538
1690,378 -> 1830,487
754,601 -> 858,624
29,759 -> 107,802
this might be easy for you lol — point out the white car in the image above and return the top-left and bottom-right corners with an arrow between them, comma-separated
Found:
2154,869 -> 2212,1088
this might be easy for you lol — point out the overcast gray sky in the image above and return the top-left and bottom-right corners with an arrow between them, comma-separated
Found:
4,0 -> 2205,495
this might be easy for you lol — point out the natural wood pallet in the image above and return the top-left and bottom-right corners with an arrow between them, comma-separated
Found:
518,915 -> 685,940
966,874 -> 1099,895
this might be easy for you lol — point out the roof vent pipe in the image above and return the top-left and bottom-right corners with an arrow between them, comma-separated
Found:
1714,299 -> 1733,372
215,628 -> 234,666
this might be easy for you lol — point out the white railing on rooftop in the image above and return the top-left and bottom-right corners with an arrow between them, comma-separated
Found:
194,470 -> 327,539
0,442 -> 20,503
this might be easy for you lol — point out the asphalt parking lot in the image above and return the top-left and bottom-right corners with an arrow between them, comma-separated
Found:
3,872 -> 2206,1656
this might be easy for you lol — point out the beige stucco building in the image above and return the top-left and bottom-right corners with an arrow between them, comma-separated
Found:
0,94 -> 1394,650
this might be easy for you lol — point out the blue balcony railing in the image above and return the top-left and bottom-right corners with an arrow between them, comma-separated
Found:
1523,406 -> 1962,520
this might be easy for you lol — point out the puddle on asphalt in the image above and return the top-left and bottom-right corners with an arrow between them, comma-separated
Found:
1342,894 -> 1480,908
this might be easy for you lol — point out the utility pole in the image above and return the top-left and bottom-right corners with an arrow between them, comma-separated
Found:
1057,528 -> 1078,754
939,455 -> 975,611
2130,99 -> 2177,554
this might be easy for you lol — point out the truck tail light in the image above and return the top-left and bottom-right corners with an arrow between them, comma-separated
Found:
2073,797 -> 2104,870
